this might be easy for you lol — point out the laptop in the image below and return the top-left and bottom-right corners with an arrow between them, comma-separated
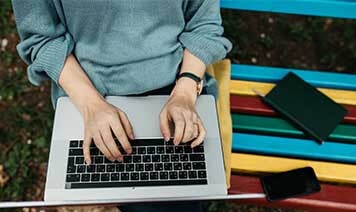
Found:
44,95 -> 226,201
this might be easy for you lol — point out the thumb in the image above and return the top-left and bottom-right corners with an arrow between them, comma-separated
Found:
159,110 -> 171,142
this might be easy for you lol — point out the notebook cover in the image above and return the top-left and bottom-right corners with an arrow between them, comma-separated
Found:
230,95 -> 356,124
262,72 -> 347,143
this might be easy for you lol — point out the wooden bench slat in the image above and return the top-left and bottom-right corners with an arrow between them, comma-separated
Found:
228,175 -> 356,212
230,64 -> 356,90
230,80 -> 356,106
232,114 -> 356,143
230,95 -> 356,124
232,133 -> 356,164
231,153 -> 356,184
220,0 -> 356,19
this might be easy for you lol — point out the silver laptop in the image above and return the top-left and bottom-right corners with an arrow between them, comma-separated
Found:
44,95 -> 226,201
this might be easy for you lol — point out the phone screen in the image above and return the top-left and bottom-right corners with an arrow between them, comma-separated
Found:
260,167 -> 321,201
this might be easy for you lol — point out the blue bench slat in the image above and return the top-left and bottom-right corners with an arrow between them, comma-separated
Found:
232,133 -> 356,164
220,0 -> 356,19
230,64 -> 356,90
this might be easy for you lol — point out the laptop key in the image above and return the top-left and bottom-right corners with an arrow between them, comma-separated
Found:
138,147 -> 146,154
147,147 -> 156,154
111,173 -> 120,181
79,140 -> 83,148
116,164 -> 125,172
174,146 -> 184,154
140,172 -> 149,180
126,164 -> 134,172
123,155 -> 132,163
156,146 -> 164,154
133,155 -> 142,163
180,154 -> 189,161
161,155 -> 170,162
75,157 -> 84,164
131,173 -> 139,181
183,163 -> 192,170
81,174 -> 90,182
188,171 -> 197,179
193,145 -> 204,153
69,149 -> 83,156
154,163 -> 163,171
121,173 -> 129,181
66,174 -> 80,182
144,164 -> 153,171
67,165 -> 76,173
152,155 -> 160,162
107,164 -> 115,172
94,156 -> 104,164
77,165 -> 86,173
97,165 -> 106,172
67,157 -> 75,166
160,172 -> 169,180
104,157 -> 114,164
87,165 -> 96,173
171,155 -> 179,162
70,140 -> 79,148
101,173 -> 110,181
150,172 -> 159,180
198,170 -> 207,178
165,146 -> 174,154
164,163 -> 172,171
184,146 -> 192,153
91,173 -> 100,182
90,148 -> 99,156
179,171 -> 188,179
143,155 -> 151,163
173,163 -> 182,170
135,164 -> 144,171
189,154 -> 205,161
193,162 -> 206,170
169,172 -> 178,179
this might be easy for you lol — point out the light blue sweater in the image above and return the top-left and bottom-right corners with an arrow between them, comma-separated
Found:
12,0 -> 232,107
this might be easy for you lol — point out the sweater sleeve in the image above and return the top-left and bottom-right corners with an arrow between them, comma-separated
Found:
12,0 -> 74,86
179,0 -> 232,66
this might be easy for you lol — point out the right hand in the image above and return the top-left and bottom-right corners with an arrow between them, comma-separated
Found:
82,99 -> 134,164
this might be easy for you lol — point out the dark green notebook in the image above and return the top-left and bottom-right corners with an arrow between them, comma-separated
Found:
260,72 -> 347,144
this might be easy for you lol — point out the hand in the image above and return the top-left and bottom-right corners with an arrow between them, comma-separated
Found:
159,78 -> 206,147
82,99 -> 134,164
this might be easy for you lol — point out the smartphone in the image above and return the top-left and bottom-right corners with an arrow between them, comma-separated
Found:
260,167 -> 321,201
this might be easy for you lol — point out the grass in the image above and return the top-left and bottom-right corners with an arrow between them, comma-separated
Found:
0,2 -> 356,211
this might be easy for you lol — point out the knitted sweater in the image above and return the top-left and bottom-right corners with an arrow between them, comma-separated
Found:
12,0 -> 232,107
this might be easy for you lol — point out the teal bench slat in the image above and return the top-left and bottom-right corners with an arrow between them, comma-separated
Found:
220,0 -> 356,19
232,133 -> 356,164
231,64 -> 356,90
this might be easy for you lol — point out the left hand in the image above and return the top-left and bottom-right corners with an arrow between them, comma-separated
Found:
159,78 -> 206,147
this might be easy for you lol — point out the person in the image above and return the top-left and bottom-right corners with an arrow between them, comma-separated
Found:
13,0 -> 232,211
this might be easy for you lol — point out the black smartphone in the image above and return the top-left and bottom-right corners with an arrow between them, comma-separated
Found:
260,167 -> 321,201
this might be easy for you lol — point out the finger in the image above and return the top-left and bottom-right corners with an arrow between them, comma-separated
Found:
193,123 -> 199,138
93,133 -> 115,161
172,112 -> 185,145
159,110 -> 171,142
83,131 -> 92,165
191,120 -> 206,148
118,110 -> 135,140
111,120 -> 132,154
101,127 -> 123,161
182,114 -> 195,143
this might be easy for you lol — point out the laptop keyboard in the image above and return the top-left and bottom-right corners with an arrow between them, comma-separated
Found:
65,139 -> 208,189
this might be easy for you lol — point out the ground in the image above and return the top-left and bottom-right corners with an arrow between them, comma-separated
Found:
0,1 -> 355,211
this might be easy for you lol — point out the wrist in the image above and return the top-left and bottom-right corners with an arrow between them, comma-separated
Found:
171,77 -> 198,103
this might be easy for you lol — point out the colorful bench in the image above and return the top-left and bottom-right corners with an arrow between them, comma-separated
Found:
220,0 -> 356,211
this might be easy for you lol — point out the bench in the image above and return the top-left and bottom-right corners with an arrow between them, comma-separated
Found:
220,0 -> 356,211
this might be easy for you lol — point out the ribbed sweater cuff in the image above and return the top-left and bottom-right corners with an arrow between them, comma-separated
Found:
179,32 -> 224,67
27,34 -> 74,86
